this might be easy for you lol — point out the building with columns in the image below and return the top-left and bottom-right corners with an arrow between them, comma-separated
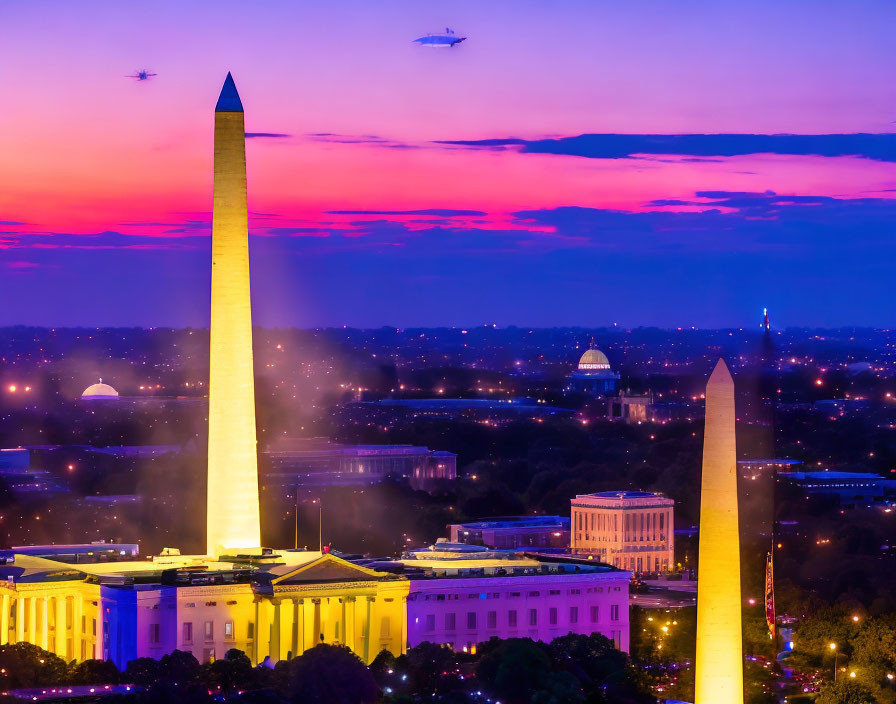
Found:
570,491 -> 674,574
2,550 -> 407,670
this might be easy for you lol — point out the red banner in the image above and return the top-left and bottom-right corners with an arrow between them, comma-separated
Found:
765,550 -> 775,640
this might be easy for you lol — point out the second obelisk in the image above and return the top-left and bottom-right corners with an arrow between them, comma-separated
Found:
206,73 -> 262,556
694,358 -> 744,703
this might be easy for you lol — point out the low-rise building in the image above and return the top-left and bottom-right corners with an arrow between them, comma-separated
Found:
570,491 -> 674,574
264,438 -> 456,491
399,547 -> 630,652
447,516 -> 570,549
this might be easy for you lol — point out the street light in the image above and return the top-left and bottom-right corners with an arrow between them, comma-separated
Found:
830,643 -> 839,681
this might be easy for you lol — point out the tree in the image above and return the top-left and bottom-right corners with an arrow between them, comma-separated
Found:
392,641 -> 463,697
158,649 -> 200,685
0,643 -> 67,688
124,657 -> 164,686
198,648 -> 255,692
816,678 -> 877,704
476,638 -> 584,704
281,644 -> 377,704
68,658 -> 120,684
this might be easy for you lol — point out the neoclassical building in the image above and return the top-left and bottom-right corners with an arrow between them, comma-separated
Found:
570,491 -> 675,574
565,344 -> 621,396
2,551 -> 408,670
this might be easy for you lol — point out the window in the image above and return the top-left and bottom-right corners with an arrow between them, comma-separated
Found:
611,605 -> 620,622
247,622 -> 255,640
570,607 -> 578,624
224,621 -> 234,640
149,623 -> 160,644
446,613 -> 456,631
467,612 -> 476,630
203,648 -> 215,663
549,590 -> 560,595
381,617 -> 391,638
527,591 -> 540,597
508,610 -> 517,628
590,606 -> 599,623
549,608 -> 558,625
183,622 -> 193,644
528,609 -> 537,626
425,614 -> 435,632
487,611 -> 497,629
204,621 -> 214,641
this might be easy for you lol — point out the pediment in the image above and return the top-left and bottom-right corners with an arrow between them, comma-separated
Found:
271,554 -> 385,585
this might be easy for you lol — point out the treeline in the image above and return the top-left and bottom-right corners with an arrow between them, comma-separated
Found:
0,633 -> 654,704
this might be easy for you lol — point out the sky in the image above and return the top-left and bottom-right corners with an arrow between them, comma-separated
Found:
1,1 -> 895,329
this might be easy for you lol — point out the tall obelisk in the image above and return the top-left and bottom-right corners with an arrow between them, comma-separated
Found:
206,73 -> 261,556
695,358 -> 743,703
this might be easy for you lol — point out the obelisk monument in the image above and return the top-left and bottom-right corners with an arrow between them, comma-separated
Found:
206,73 -> 262,556
695,358 -> 744,703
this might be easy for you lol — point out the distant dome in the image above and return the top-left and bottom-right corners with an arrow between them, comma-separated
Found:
82,382 -> 119,399
578,348 -> 610,370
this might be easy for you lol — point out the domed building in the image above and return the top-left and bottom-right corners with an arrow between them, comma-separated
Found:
565,342 -> 620,396
81,381 -> 119,400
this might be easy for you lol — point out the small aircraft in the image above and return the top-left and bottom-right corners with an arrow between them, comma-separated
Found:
413,28 -> 466,48
126,69 -> 157,81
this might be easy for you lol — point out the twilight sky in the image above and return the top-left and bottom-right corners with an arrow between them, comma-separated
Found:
1,1 -> 894,328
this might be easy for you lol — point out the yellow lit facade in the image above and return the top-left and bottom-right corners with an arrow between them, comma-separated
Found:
1,557 -> 102,661
206,73 -> 262,557
694,359 -> 744,703
2,552 -> 408,669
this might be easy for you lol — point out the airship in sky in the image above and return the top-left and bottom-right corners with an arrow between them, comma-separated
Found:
414,28 -> 466,48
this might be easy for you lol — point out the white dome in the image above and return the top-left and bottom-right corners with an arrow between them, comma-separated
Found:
578,347 -> 610,370
82,382 -> 119,399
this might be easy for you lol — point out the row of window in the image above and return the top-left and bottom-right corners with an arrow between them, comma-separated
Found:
423,604 -> 621,632
148,620 -> 236,646
419,586 -> 610,602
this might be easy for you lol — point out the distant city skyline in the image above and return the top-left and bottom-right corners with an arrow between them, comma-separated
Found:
1,1 -> 894,328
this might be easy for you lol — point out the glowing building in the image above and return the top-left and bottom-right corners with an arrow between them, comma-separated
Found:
402,549 -> 630,652
694,359 -> 744,703
570,491 -> 674,573
564,343 -> 620,396
81,382 -> 119,400
206,72 -> 262,557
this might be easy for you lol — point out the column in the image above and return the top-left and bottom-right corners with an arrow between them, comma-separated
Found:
28,597 -> 37,644
73,595 -> 83,661
270,599 -> 281,663
40,597 -> 49,650
15,597 -> 25,643
340,598 -> 346,644
290,599 -> 301,659
312,599 -> 321,647
366,597 -> 380,662
362,597 -> 372,663
55,596 -> 66,656
255,599 -> 271,663
1,594 -> 9,645
344,597 -> 356,652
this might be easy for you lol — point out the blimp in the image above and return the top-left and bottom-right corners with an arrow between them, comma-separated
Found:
414,28 -> 466,48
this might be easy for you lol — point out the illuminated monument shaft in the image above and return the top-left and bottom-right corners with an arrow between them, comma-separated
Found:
206,73 -> 261,556
695,359 -> 743,703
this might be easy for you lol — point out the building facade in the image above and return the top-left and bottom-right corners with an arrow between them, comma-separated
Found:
447,516 -> 570,549
1,550 -> 408,671
402,551 -> 630,652
265,438 -> 456,491
570,491 -> 674,574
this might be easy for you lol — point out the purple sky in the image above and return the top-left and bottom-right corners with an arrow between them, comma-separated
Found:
1,1 -> 894,328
